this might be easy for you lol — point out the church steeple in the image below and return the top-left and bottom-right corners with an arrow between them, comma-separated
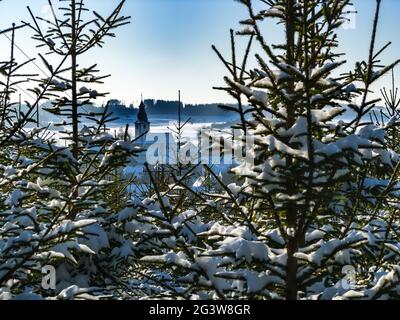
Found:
135,97 -> 150,145
137,100 -> 149,123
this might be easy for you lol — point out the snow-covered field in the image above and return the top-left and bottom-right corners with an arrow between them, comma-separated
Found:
44,116 -> 232,146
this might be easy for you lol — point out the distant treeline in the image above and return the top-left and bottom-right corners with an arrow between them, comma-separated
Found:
30,99 -> 243,124
100,99 -> 243,117
143,99 -> 239,117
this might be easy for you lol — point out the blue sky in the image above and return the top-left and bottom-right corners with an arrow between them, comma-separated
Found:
0,0 -> 400,105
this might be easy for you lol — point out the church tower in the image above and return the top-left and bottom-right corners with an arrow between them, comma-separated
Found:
135,99 -> 150,145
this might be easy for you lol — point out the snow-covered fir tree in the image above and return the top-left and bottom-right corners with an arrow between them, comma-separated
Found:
0,0 -> 140,299
125,0 -> 400,300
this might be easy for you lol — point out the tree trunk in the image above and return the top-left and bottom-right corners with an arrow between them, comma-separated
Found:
70,0 -> 79,219
285,0 -> 298,301
286,221 -> 299,300
71,0 -> 78,161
